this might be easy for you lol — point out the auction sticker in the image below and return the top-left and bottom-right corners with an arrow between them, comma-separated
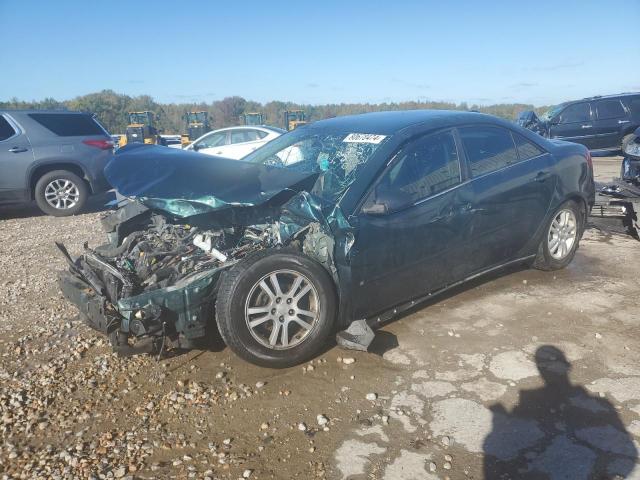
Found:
343,133 -> 387,144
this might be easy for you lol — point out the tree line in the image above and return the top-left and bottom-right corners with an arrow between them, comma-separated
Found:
0,90 -> 550,135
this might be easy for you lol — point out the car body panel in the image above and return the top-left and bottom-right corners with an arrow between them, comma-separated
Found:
105,143 -> 319,217
465,152 -> 557,272
592,98 -> 631,149
350,180 -> 476,318
0,114 -> 34,202
549,102 -> 598,149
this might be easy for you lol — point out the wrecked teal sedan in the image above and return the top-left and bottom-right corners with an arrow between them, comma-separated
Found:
58,111 -> 594,367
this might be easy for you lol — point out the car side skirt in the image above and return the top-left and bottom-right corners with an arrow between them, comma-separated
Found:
364,254 -> 537,329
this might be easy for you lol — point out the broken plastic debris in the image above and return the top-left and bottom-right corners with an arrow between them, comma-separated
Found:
193,234 -> 228,262
336,319 -> 375,351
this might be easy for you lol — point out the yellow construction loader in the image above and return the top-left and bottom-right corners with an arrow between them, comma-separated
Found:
241,112 -> 265,126
181,111 -> 211,146
119,111 -> 160,148
284,110 -> 307,131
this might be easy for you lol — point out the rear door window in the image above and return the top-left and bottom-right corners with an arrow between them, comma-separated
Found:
513,133 -> 545,161
28,113 -> 106,136
559,103 -> 592,124
595,100 -> 626,120
244,130 -> 262,141
230,131 -> 250,144
0,115 -> 17,141
459,126 -> 519,177
231,130 -> 263,143
626,97 -> 640,114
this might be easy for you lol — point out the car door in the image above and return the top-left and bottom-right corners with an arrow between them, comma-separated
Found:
0,114 -> 33,203
349,129 -> 475,319
194,131 -> 229,156
548,102 -> 598,149
458,125 -> 557,273
593,99 -> 630,150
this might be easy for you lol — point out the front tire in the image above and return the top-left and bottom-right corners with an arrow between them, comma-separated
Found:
533,200 -> 583,271
215,249 -> 337,368
34,170 -> 88,217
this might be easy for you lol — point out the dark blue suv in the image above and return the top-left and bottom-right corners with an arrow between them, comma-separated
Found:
519,93 -> 640,152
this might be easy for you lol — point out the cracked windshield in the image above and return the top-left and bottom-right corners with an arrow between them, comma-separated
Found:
243,130 -> 387,203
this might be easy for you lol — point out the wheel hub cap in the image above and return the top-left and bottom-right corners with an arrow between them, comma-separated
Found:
245,270 -> 320,350
548,209 -> 577,260
44,179 -> 80,210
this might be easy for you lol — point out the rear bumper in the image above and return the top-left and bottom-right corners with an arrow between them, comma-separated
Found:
86,150 -> 114,194
88,171 -> 111,194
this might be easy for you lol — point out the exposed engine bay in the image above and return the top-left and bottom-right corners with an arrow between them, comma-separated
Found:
56,197 -> 338,355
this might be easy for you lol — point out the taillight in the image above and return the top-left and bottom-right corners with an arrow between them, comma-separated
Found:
83,139 -> 114,150
585,151 -> 593,172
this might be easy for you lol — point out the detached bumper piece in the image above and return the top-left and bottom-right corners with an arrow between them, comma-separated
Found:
57,270 -> 118,337
336,319 -> 375,352
590,181 -> 640,239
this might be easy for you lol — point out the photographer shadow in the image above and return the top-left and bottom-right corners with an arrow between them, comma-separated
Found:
483,345 -> 638,479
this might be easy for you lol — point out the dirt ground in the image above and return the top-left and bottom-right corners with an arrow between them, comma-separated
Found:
1,156 -> 639,480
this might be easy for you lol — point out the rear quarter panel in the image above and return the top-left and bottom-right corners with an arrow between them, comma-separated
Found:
19,114 -> 113,193
547,139 -> 595,215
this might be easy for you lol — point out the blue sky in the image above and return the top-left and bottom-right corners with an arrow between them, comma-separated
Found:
1,0 -> 639,106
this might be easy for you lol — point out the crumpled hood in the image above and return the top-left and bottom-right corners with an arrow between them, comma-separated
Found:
104,144 -> 319,217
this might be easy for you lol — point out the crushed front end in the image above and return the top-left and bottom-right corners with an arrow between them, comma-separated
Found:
57,201 -> 281,353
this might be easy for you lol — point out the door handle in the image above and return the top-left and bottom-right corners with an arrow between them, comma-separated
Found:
8,146 -> 28,153
580,125 -> 592,129
618,120 -> 630,124
534,171 -> 551,182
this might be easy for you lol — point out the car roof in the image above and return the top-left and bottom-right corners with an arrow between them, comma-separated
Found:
307,110 -> 502,135
211,125 -> 282,133
0,109 -> 92,115
560,92 -> 640,106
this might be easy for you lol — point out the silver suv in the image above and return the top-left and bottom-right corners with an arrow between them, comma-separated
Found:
0,110 -> 114,216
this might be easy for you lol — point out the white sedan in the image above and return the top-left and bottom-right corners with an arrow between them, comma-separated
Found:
185,126 -> 285,159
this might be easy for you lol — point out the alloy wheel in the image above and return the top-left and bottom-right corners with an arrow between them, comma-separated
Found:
548,209 -> 577,260
44,179 -> 80,210
244,269 -> 320,350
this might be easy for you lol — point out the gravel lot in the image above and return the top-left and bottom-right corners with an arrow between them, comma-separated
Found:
1,157 -> 639,479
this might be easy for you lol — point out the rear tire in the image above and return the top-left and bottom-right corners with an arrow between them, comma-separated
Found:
34,170 -> 88,217
215,249 -> 337,368
533,200 -> 583,271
